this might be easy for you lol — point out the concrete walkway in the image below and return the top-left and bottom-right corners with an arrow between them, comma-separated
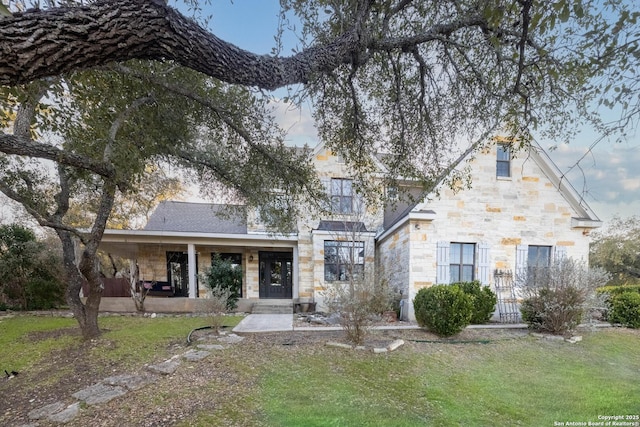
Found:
232,314 -> 531,333
232,314 -> 294,333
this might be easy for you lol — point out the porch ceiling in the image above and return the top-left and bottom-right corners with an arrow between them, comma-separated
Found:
98,229 -> 298,259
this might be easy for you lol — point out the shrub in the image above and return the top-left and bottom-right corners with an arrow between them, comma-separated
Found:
206,285 -> 233,333
0,225 -> 65,310
517,257 -> 609,335
203,254 -> 242,310
413,285 -> 473,337
520,287 -> 584,334
607,292 -> 640,328
454,281 -> 497,324
597,285 -> 640,296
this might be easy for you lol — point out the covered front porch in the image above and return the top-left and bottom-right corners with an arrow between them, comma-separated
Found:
99,229 -> 302,309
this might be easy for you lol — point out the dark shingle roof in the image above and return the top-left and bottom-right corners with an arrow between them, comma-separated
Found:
316,220 -> 368,233
144,202 -> 247,234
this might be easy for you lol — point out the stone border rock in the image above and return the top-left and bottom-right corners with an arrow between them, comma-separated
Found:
326,339 -> 405,353
530,332 -> 583,343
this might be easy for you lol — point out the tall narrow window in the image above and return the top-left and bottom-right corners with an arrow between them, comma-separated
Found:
450,243 -> 475,283
331,178 -> 353,214
497,144 -> 511,177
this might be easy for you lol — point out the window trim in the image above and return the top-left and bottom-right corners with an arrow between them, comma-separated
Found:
449,242 -> 476,283
496,144 -> 511,178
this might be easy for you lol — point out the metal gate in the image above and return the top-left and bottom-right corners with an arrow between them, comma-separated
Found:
493,269 -> 521,323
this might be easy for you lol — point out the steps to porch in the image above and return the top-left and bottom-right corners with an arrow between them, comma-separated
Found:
250,300 -> 294,314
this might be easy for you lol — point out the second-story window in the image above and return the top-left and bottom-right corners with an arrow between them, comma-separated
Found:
331,178 -> 353,214
497,144 -> 511,177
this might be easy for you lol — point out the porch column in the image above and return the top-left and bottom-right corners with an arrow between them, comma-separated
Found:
293,246 -> 299,299
188,244 -> 197,299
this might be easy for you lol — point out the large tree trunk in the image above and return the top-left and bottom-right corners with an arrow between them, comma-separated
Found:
59,230 -> 102,340
55,179 -> 116,340
0,0 -> 359,89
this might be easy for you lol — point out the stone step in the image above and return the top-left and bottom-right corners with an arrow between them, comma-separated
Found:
251,302 -> 293,314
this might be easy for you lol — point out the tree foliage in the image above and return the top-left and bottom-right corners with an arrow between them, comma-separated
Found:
0,1 -> 637,189
0,0 -> 638,339
203,254 -> 243,311
0,224 -> 65,310
590,216 -> 640,286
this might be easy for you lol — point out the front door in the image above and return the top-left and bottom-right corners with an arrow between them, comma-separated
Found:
259,251 -> 293,299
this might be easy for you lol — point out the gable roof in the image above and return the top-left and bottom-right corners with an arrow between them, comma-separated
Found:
144,201 -> 247,234
380,140 -> 601,237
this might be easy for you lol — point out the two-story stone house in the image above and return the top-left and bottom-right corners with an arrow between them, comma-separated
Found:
99,140 -> 601,320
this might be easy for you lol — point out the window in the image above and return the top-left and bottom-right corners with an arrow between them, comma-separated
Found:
497,144 -> 511,177
331,178 -> 353,214
437,242 -> 490,284
324,240 -> 364,281
449,243 -> 476,282
527,245 -> 551,268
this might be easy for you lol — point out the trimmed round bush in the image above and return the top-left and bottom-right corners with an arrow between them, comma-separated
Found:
454,281 -> 497,324
608,292 -> 640,328
413,285 -> 473,337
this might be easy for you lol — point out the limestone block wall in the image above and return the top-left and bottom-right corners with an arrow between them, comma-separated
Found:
376,222 -> 411,311
244,248 -> 260,299
306,147 -> 384,232
379,144 -> 597,321
297,234 -> 315,301
137,244 -> 180,283
411,145 -> 593,274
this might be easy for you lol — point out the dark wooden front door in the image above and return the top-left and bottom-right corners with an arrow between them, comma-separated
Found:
259,251 -> 293,299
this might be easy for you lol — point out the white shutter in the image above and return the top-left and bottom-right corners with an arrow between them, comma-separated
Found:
515,244 -> 528,278
436,241 -> 450,284
554,245 -> 567,262
478,243 -> 491,286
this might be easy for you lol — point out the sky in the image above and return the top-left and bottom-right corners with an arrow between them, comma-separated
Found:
186,0 -> 640,226
3,1 -> 637,226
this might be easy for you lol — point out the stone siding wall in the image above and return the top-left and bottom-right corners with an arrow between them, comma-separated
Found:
381,145 -> 596,321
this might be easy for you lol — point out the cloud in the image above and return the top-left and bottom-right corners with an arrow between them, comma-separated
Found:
269,98 -> 319,146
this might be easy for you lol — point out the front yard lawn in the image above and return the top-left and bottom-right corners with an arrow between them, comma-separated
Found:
257,329 -> 640,426
1,314 -> 638,426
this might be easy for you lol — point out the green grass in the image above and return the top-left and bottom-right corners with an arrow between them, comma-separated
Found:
2,315 -> 639,427
0,313 -> 243,372
0,315 -> 78,372
258,331 -> 640,427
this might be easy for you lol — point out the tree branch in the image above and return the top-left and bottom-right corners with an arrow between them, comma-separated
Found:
0,0 -> 361,89
0,132 -> 116,179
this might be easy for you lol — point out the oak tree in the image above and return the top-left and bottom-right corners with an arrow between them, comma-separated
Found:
0,0 -> 638,338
